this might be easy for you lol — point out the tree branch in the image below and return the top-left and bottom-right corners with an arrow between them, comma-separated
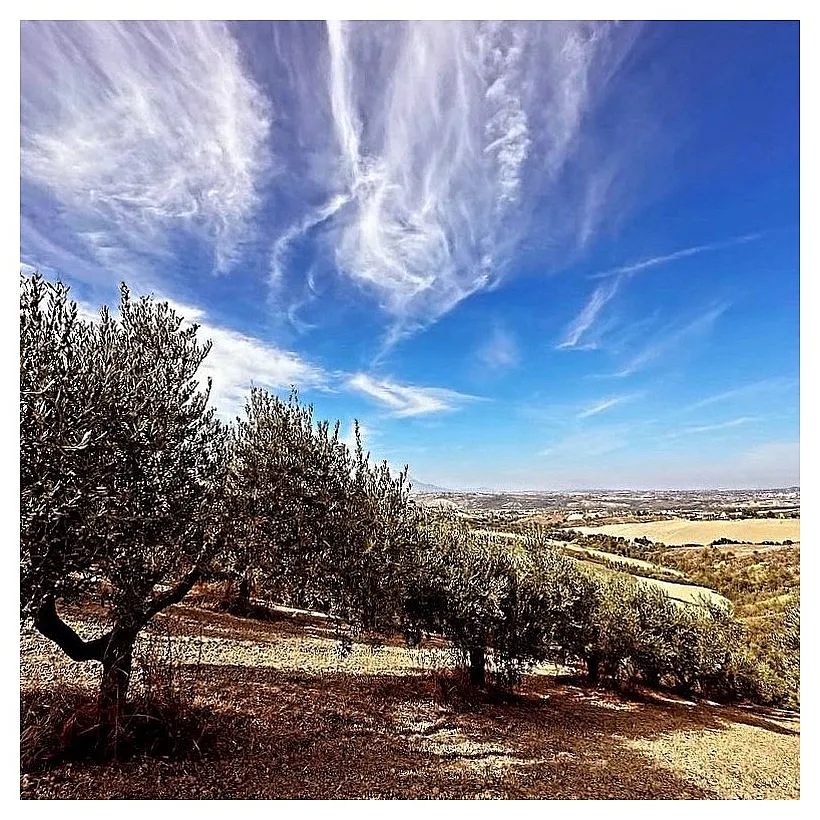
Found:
33,595 -> 111,662
140,568 -> 202,623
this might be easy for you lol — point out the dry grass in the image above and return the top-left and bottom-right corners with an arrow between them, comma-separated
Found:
562,543 -> 687,577
573,518 -> 800,546
20,603 -> 799,800
565,553 -> 729,608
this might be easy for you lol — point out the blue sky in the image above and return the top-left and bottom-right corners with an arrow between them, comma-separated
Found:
20,20 -> 799,490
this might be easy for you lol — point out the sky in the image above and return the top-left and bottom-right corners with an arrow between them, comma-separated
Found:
19,20 -> 800,491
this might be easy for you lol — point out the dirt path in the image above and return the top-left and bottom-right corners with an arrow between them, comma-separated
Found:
20,604 -> 799,800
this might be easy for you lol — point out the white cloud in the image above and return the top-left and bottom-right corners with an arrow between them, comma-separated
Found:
477,325 -> 520,371
613,303 -> 729,378
576,394 -> 634,419
269,194 -> 350,293
347,373 -> 480,418
21,21 -> 271,275
684,377 -> 798,413
559,233 -> 759,353
592,233 -> 761,280
193,325 -> 326,419
21,22 -> 647,342
315,21 -> 634,339
557,276 -> 622,349
678,416 -> 756,436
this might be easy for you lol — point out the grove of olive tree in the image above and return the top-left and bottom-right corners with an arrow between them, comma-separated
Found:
21,272 -> 791,728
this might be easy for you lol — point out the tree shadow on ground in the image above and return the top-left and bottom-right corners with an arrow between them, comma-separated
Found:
24,659 -> 797,800
552,675 -> 800,738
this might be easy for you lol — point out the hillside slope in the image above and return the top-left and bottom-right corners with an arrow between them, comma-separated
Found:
21,603 -> 799,800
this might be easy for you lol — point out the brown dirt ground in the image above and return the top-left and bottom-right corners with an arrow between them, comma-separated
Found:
20,603 -> 799,800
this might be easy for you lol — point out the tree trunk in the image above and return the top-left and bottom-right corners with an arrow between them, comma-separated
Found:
468,646 -> 486,688
586,651 -> 602,683
236,573 -> 252,615
33,575 -> 201,752
98,630 -> 137,747
99,633 -> 135,712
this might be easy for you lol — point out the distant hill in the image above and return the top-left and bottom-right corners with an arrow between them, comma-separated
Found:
408,479 -> 451,494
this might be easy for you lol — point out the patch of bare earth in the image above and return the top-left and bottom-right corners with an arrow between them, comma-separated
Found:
20,604 -> 799,800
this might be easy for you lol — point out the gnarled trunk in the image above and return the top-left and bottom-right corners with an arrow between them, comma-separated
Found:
99,630 -> 136,715
33,572 -> 201,750
98,630 -> 137,747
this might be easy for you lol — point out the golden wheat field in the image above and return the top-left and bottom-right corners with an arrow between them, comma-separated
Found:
573,518 -> 799,546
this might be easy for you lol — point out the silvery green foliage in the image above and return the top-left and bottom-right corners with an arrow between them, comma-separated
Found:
582,576 -> 758,699
20,273 -> 228,624
226,389 -> 421,632
402,519 -> 599,685
337,423 -> 421,631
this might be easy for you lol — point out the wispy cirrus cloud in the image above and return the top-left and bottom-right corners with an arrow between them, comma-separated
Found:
325,20 -> 530,331
267,21 -> 640,344
685,416 -> 756,434
684,376 -> 798,413
21,21 -> 646,346
576,393 -> 635,419
269,194 -> 350,293
347,373 -> 481,418
558,233 -> 759,352
476,324 -> 520,371
613,303 -> 729,378
557,276 -> 622,349
591,233 -> 762,279
666,416 -> 756,438
21,21 -> 271,277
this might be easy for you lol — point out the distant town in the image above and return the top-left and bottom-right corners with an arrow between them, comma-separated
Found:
412,486 -> 800,523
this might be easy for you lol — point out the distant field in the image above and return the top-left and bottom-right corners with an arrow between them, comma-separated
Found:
634,577 -> 729,608
562,543 -> 687,577
566,554 -> 728,608
572,518 -> 799,546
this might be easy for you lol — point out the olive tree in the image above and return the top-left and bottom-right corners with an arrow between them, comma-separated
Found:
402,524 -> 515,686
226,390 -> 420,634
403,522 -> 586,687
332,425 -> 421,633
225,388 -> 356,614
21,274 -> 227,719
